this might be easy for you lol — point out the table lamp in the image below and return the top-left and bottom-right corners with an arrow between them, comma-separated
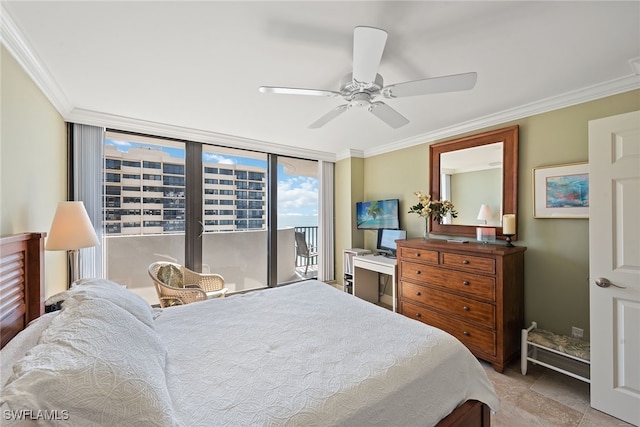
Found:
477,204 -> 492,224
46,201 -> 99,287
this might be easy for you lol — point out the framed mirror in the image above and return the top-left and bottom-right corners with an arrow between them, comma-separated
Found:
429,125 -> 519,239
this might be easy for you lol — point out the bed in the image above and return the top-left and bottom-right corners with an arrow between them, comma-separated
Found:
0,232 -> 498,426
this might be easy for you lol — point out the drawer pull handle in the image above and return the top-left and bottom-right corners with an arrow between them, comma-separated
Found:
415,253 -> 421,257
415,313 -> 421,318
463,331 -> 470,336
463,306 -> 469,311
415,271 -> 421,275
416,292 -> 421,296
462,260 -> 470,264
463,281 -> 470,286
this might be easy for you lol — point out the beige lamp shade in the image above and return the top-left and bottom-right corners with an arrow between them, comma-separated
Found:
477,204 -> 492,223
46,201 -> 99,251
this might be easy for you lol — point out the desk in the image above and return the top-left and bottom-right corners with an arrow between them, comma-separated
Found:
353,254 -> 397,312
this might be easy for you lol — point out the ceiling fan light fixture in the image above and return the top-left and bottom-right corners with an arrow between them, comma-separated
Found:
348,93 -> 372,109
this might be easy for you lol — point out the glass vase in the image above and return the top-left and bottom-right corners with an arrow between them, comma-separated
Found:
423,218 -> 429,239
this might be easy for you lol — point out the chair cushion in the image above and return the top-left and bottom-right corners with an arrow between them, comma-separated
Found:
157,264 -> 184,288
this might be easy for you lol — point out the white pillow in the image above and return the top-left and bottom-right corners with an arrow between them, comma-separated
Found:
1,298 -> 178,426
0,312 -> 58,388
45,278 -> 155,329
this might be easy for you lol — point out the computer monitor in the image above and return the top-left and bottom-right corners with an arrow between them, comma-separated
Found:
376,229 -> 406,258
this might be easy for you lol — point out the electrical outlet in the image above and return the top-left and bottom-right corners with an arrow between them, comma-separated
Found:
571,327 -> 584,339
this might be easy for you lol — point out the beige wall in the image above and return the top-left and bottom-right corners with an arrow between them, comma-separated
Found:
334,156 -> 365,284
1,46 -> 68,297
336,89 -> 640,340
362,144 -> 430,247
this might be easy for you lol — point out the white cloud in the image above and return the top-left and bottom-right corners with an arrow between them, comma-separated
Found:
106,139 -> 133,152
278,176 -> 318,215
203,153 -> 236,165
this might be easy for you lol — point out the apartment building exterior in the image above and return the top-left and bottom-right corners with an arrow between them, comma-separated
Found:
104,145 -> 266,235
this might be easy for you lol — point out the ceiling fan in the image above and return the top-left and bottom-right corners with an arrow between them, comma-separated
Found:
259,26 -> 477,129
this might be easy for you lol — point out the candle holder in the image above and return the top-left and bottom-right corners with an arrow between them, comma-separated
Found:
504,234 -> 515,247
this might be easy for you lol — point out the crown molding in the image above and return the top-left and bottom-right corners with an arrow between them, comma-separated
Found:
67,108 -> 337,162
335,148 -> 364,161
1,3 -> 72,115
363,74 -> 640,158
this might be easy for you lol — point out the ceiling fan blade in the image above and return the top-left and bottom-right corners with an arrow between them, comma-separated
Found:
308,104 -> 349,129
382,72 -> 477,98
352,26 -> 387,84
369,102 -> 409,129
259,86 -> 340,97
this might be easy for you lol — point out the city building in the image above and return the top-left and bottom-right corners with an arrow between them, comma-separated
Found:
104,144 -> 266,235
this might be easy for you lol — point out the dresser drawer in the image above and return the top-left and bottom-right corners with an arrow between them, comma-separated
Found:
402,301 -> 496,356
400,281 -> 495,327
401,262 -> 495,301
441,252 -> 495,274
398,247 -> 438,264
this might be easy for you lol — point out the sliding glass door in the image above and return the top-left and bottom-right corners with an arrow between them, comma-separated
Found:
276,157 -> 319,284
103,133 -> 186,303
200,145 -> 268,293
102,131 -> 322,303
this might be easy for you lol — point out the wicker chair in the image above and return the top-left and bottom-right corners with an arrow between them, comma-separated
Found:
148,261 -> 228,308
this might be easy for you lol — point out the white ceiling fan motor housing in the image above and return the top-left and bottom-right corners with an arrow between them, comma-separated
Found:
341,73 -> 384,110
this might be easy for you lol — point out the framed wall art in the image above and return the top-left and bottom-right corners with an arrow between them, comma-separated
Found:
533,162 -> 589,218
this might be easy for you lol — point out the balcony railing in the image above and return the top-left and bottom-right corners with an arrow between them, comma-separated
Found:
294,226 -> 318,278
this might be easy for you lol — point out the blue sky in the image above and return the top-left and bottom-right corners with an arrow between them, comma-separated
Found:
105,139 -> 318,226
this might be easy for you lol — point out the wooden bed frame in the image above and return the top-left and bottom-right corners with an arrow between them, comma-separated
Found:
0,232 -> 45,348
0,232 -> 490,426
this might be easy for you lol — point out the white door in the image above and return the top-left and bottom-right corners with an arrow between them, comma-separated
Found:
589,110 -> 640,425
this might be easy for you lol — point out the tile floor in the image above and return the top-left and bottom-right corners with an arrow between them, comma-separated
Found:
481,360 -> 634,427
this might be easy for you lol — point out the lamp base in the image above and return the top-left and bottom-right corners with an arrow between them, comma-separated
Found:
67,249 -> 80,288
504,234 -> 515,247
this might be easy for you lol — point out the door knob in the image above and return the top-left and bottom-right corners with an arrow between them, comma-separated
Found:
595,277 -> 626,289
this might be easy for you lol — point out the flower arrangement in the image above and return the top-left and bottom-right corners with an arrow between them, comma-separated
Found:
408,191 -> 458,225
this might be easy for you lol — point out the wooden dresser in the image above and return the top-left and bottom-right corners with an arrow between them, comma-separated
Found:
396,238 -> 526,372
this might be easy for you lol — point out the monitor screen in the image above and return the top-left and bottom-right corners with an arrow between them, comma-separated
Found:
377,229 -> 407,256
356,199 -> 400,230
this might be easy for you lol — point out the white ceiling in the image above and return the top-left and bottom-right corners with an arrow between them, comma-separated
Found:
3,1 -> 639,161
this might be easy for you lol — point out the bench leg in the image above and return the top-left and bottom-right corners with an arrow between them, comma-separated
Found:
521,321 -> 537,375
521,328 -> 528,375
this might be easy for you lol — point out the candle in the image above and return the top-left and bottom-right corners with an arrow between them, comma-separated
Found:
503,214 -> 516,235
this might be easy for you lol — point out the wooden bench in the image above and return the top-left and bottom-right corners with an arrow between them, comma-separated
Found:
521,321 -> 590,383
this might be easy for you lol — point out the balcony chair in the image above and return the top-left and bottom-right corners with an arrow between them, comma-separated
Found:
294,231 -> 318,274
148,261 -> 228,308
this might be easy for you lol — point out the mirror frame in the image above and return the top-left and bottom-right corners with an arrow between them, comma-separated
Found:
429,125 -> 519,239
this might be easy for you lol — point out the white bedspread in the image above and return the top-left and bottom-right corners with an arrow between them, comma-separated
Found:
154,280 -> 499,426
